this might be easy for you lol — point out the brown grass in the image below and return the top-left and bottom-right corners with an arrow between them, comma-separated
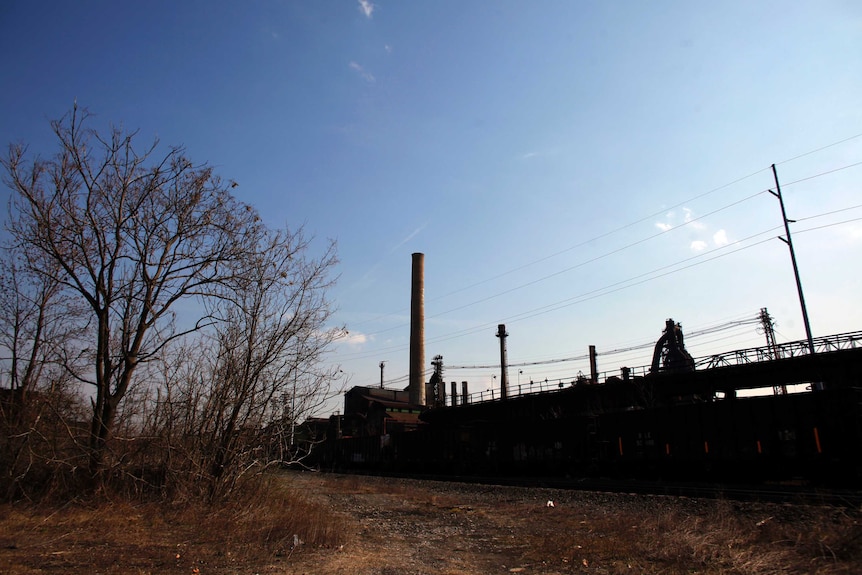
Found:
480,493 -> 862,574
1,473 -> 860,574
307,475 -> 862,575
0,474 -> 348,575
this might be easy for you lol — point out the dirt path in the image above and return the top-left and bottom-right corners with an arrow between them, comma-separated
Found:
2,472 -> 857,574
283,473 -> 554,574
285,475 -> 656,575
278,472 -> 862,575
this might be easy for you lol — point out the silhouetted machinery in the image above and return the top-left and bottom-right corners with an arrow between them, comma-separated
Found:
321,319 -> 862,487
650,319 -> 695,374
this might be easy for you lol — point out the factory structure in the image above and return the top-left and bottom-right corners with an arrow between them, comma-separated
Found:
323,253 -> 862,485
339,253 -> 434,439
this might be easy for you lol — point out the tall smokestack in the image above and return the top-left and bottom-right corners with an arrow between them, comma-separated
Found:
409,253 -> 426,406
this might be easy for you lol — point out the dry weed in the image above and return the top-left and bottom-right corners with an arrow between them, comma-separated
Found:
0,472 -> 347,574
637,499 -> 861,574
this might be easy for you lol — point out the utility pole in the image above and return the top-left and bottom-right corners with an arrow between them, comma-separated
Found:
379,361 -> 385,388
770,164 -> 816,358
759,307 -> 786,395
759,308 -> 780,360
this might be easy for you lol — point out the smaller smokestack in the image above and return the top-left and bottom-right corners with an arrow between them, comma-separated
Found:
496,324 -> 509,400
461,381 -> 469,405
451,382 -> 458,407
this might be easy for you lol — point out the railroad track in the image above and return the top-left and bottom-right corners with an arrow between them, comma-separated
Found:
329,469 -> 862,507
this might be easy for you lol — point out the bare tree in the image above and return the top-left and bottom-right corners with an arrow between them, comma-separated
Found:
2,105 -> 263,476
0,249 -> 61,400
150,228 -> 343,500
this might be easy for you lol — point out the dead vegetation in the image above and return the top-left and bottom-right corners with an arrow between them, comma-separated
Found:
295,473 -> 862,575
1,472 -> 860,574
0,475 -> 347,575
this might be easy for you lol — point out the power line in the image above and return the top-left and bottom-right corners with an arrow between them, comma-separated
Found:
360,189 -> 769,341
776,132 -> 862,166
463,189 -> 857,346
343,135 -> 862,333
335,213 -> 859,366
336,168 -> 861,366
423,190 -> 769,325
449,313 -> 764,371
782,161 -> 862,187
353,159 -> 861,344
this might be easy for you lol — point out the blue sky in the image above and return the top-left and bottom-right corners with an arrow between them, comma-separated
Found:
2,1 -> 861,414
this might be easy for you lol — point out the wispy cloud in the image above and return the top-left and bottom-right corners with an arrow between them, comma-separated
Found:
358,0 -> 374,18
520,147 -> 560,160
352,223 -> 429,290
842,224 -> 862,242
349,61 -> 375,83
655,211 -> 674,232
342,331 -> 371,347
384,44 -> 392,53
389,222 -> 428,254
658,208 -> 733,251
657,207 -> 708,232
683,207 -> 705,230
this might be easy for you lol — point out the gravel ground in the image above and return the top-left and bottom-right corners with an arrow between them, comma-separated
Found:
2,471 -> 858,574
278,472 -> 862,575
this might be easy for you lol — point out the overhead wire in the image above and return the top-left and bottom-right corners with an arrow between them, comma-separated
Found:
336,159 -> 861,367
422,190 -> 770,325
361,188 -> 770,341
408,179 -> 861,350
775,132 -> 862,166
355,159 -> 861,344
343,133 -> 862,334
335,212 -> 858,366
447,209 -> 861,374
424,164 -> 862,333
448,312 -> 764,371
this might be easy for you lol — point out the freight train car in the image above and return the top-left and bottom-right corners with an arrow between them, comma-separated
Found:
322,386 -> 862,486
597,387 -> 862,485
318,333 -> 862,487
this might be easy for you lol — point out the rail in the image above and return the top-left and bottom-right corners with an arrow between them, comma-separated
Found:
448,330 -> 862,407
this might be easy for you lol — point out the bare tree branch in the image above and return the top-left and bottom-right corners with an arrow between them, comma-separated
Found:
3,104 -> 264,476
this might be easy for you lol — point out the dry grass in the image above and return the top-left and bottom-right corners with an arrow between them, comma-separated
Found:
0,474 -> 348,575
477,492 -> 862,574
308,474 -> 862,575
1,472 -> 860,574
642,501 -> 862,574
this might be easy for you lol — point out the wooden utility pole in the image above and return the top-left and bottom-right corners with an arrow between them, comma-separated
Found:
770,164 -> 816,358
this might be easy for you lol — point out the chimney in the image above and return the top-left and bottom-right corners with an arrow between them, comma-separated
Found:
409,253 -> 426,406
497,324 -> 509,400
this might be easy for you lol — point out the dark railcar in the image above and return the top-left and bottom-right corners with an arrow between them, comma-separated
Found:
323,387 -> 862,486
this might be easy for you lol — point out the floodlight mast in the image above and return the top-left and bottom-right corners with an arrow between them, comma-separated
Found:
769,163 -> 816,359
